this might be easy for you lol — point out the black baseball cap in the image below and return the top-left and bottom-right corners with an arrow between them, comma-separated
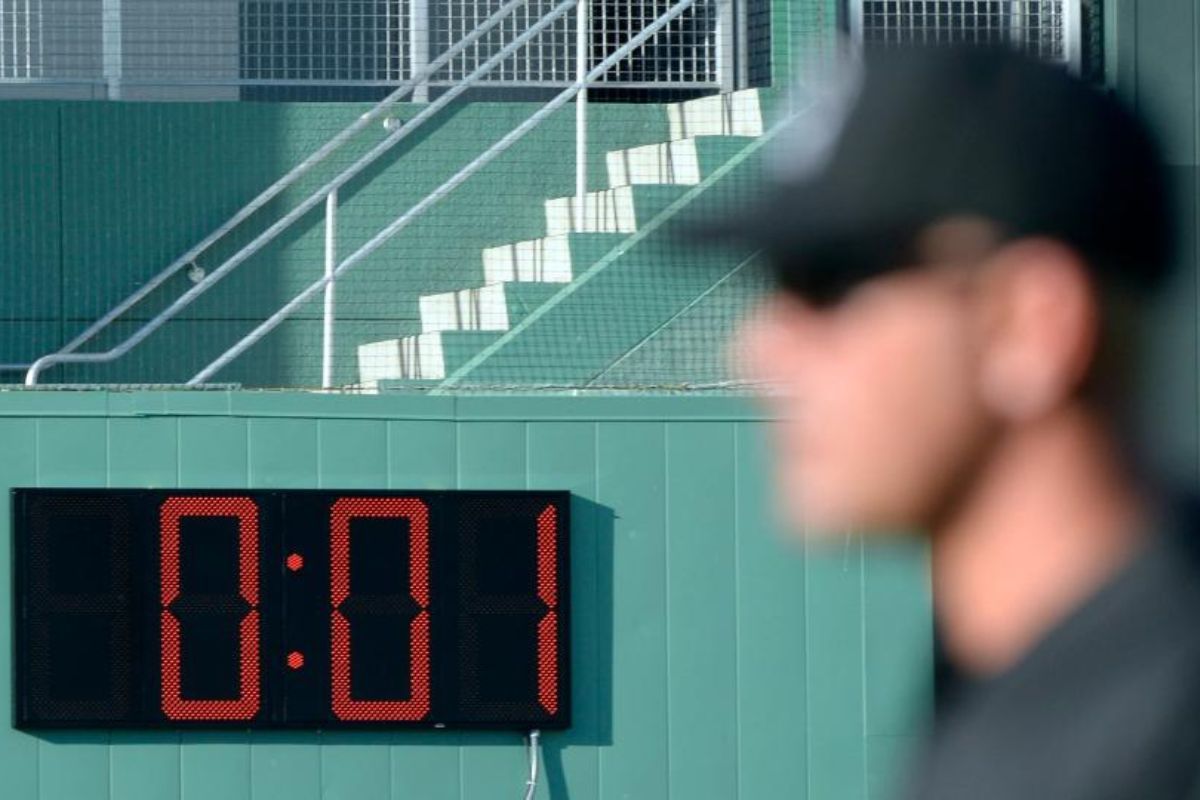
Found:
684,44 -> 1174,305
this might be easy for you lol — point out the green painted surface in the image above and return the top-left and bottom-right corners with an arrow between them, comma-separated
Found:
439,140 -> 770,389
0,390 -> 933,800
1102,0 -> 1200,482
0,100 -> 670,387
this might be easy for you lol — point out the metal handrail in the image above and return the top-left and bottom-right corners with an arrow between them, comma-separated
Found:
15,0 -> 537,383
188,0 -> 701,385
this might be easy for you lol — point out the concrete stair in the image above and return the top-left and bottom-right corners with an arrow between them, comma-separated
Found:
543,184 -> 689,235
358,330 -> 502,385
356,89 -> 764,388
666,88 -> 763,138
481,232 -> 622,283
420,281 -> 563,333
606,135 -> 757,187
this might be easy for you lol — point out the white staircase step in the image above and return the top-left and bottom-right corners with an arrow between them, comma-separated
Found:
358,333 -> 447,382
606,138 -> 703,187
482,234 -> 575,283
357,330 -> 501,383
421,281 -> 566,333
421,283 -> 511,333
545,186 -> 637,234
667,88 -> 763,139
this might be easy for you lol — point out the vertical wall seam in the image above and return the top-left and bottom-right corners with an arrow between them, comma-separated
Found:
105,418 -> 112,487
32,417 -> 41,796
106,416 -> 114,799
860,533 -> 869,800
663,421 -> 673,800
803,508 -> 812,800
455,417 -> 464,799
593,420 -> 603,799
56,104 -> 65,351
246,416 -> 254,800
385,417 -> 397,797
731,423 -> 742,800
315,419 -> 325,799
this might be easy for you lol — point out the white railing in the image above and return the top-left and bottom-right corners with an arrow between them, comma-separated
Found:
15,0 -> 719,385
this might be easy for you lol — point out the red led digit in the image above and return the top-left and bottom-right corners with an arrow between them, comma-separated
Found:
536,504 -> 559,715
159,496 -> 261,721
330,497 -> 431,721
459,499 -> 561,720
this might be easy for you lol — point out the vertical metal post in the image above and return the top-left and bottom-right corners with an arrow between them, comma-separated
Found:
102,0 -> 122,98
1062,0 -> 1083,75
410,0 -> 430,101
1,0 -> 7,78
735,0 -> 748,89
848,0 -> 863,50
322,189 -> 338,390
385,0 -> 393,80
24,0 -> 31,77
717,0 -> 735,91
574,0 -> 588,231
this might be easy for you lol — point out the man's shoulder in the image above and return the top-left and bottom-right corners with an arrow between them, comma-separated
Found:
909,488 -> 1200,800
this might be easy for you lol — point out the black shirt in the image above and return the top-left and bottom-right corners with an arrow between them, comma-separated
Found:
902,492 -> 1200,800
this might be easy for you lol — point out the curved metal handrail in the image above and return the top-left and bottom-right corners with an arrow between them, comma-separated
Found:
17,0 -> 545,384
187,0 -> 701,385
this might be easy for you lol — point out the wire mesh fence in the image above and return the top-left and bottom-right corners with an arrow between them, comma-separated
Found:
0,0 -> 750,100
850,1 -> 1083,72
1,0 -> 1100,393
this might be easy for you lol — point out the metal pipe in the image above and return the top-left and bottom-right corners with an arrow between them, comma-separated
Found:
717,0 -> 734,91
574,0 -> 588,231
1063,0 -> 1083,75
102,0 -> 121,99
25,0 -> 576,386
410,0 -> 430,101
188,0 -> 700,385
848,0 -> 864,51
322,189 -> 338,390
24,0 -> 31,77
16,0 -> 532,376
735,0 -> 747,88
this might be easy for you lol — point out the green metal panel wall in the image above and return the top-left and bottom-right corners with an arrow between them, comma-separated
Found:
0,391 -> 932,799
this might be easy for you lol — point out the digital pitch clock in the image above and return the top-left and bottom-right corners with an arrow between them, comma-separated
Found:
12,489 -> 569,730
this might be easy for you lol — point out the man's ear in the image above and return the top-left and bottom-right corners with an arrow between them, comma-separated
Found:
974,238 -> 1100,423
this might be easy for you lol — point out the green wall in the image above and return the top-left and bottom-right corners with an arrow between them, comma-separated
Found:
1103,0 -> 1200,482
0,101 -> 670,388
0,391 -> 932,800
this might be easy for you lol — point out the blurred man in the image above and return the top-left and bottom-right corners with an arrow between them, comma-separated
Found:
710,46 -> 1200,798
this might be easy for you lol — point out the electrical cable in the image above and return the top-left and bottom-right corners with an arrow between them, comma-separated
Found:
524,729 -> 541,799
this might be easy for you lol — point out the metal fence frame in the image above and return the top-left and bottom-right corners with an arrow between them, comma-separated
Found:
847,0 -> 1083,74
0,0 -> 747,97
14,0 -> 732,385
